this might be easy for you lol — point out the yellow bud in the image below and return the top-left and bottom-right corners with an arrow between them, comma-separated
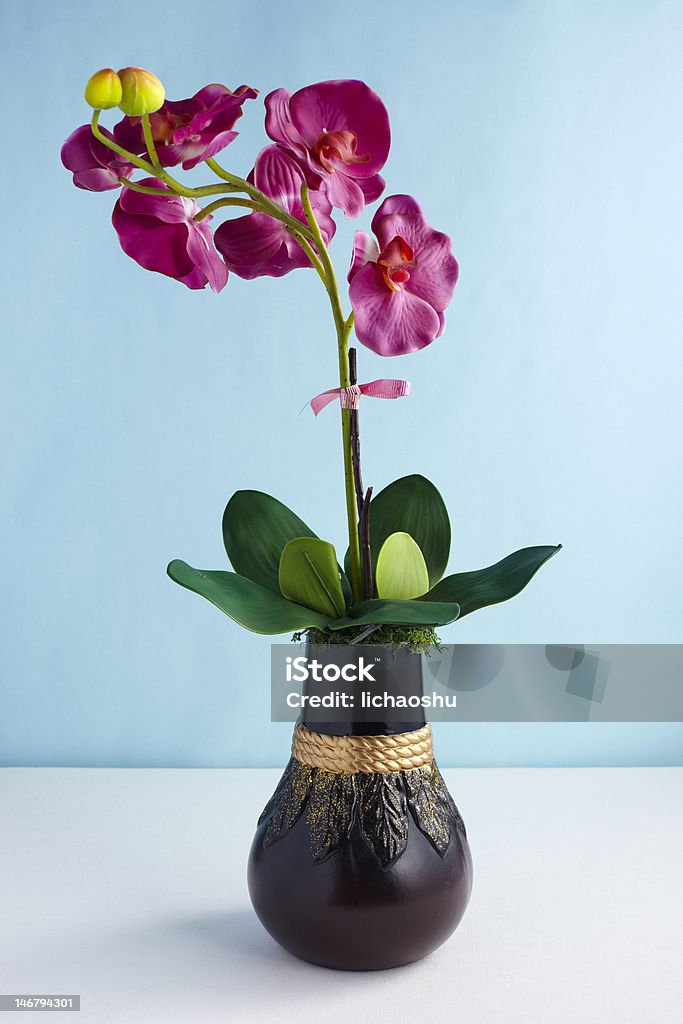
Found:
84,68 -> 123,109
117,66 -> 166,116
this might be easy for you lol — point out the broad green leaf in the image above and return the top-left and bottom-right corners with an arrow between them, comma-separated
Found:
167,560 -> 332,634
222,490 -> 317,593
222,490 -> 351,600
376,532 -> 430,600
345,475 -> 451,588
279,538 -> 347,619
329,598 -> 460,631
420,545 -> 561,617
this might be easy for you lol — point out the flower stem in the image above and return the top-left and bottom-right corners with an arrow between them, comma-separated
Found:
286,228 -> 327,284
300,184 -> 362,603
349,347 -> 374,602
118,178 -> 235,198
141,114 -> 162,171
205,158 -> 317,242
194,197 -> 261,221
92,113 -> 239,200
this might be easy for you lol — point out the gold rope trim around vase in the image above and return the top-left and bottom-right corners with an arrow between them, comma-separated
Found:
291,722 -> 433,775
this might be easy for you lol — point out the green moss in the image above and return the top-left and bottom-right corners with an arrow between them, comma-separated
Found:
292,625 -> 443,656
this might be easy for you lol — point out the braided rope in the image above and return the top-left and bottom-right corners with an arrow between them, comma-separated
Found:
292,722 -> 433,775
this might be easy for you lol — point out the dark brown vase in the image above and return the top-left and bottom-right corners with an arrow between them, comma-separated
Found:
248,646 -> 473,971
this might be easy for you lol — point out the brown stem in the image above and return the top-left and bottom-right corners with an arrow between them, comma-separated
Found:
348,348 -> 364,520
348,348 -> 374,601
360,486 -> 374,601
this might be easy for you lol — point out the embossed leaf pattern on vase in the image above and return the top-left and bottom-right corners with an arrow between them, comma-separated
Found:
306,772 -> 356,863
356,773 -> 409,868
258,758 -> 466,867
261,758 -> 313,847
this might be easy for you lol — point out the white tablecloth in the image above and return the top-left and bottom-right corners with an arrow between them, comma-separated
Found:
1,767 -> 681,1022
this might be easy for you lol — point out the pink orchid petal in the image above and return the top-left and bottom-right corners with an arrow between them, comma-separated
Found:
253,242 -> 311,279
60,125 -> 106,172
112,209 -> 193,277
349,263 -> 441,356
113,116 -> 147,156
357,173 -> 386,205
177,265 -> 211,290
186,221 -> 229,293
61,124 -> 134,191
214,212 -> 285,268
406,240 -> 459,312
112,181 -> 227,291
193,83 -> 258,106
324,171 -> 365,219
119,180 -> 200,224
181,130 -> 239,169
309,204 -> 336,246
371,194 -> 424,233
348,231 -> 380,282
289,80 -> 390,178
253,145 -> 305,211
264,89 -> 306,153
72,167 -> 123,191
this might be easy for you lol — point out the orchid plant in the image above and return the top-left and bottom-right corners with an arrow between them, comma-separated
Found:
63,67 -> 560,640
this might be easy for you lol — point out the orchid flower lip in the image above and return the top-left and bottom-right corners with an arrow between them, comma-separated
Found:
378,235 -> 417,292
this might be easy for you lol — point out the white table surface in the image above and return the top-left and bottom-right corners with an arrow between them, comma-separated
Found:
1,766 -> 681,1023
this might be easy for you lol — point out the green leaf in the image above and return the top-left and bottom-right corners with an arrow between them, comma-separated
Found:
279,538 -> 347,619
329,598 -> 460,630
420,545 -> 561,617
222,490 -> 351,600
376,532 -> 430,600
345,475 -> 451,589
167,560 -> 332,634
222,490 -> 317,593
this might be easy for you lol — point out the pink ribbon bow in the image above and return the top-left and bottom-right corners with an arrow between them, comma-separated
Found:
310,379 -> 411,417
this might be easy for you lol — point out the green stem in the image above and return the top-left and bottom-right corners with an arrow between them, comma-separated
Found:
92,112 -> 225,199
118,178 -> 237,198
92,111 -> 191,195
141,114 -> 162,171
194,197 -> 260,221
206,158 -> 317,242
300,184 -> 362,602
286,228 -> 327,284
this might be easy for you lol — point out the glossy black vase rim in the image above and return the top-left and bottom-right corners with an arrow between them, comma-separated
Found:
300,641 -> 426,736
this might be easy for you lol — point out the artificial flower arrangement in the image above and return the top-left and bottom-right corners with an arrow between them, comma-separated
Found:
63,67 -> 561,971
62,66 -> 559,643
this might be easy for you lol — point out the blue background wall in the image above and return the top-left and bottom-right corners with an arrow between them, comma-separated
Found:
1,0 -> 681,767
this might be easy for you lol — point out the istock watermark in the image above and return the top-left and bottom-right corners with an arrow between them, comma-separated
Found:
270,644 -> 683,723
285,654 -> 378,684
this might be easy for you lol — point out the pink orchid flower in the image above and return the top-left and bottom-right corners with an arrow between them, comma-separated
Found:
214,145 -> 335,280
265,80 -> 390,219
112,179 -> 228,292
60,124 -> 135,191
113,84 -> 258,170
348,195 -> 459,356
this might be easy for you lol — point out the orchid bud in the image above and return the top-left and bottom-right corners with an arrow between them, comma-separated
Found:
117,67 -> 166,116
84,68 -> 123,110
